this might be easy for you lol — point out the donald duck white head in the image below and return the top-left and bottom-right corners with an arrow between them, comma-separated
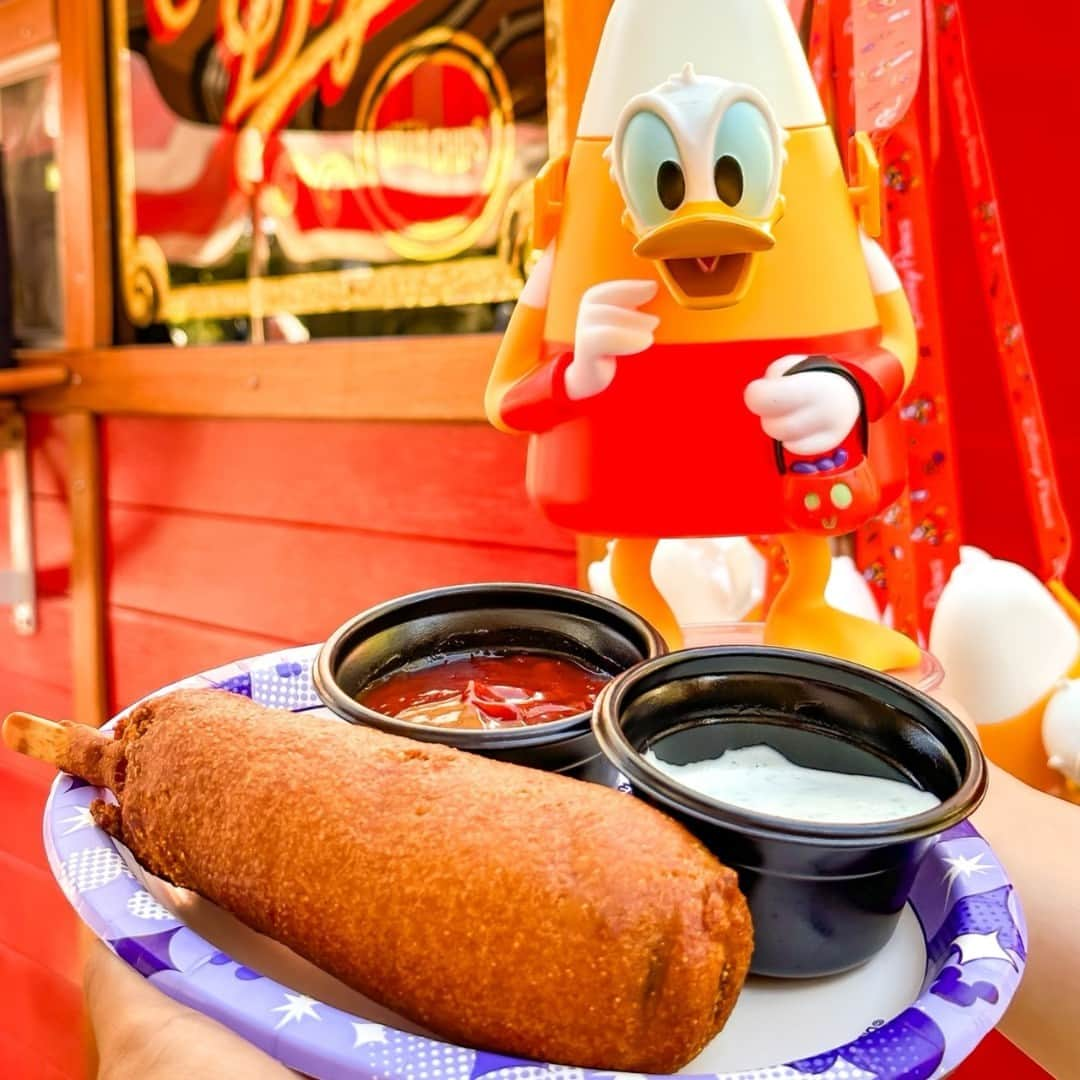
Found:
604,64 -> 789,308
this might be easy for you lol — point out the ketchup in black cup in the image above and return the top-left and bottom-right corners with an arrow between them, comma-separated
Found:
357,651 -> 612,730
313,583 -> 666,782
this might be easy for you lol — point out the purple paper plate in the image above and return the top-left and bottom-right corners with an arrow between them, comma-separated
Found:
44,646 -> 1026,1080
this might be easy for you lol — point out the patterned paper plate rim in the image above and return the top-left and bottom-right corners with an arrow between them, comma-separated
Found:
43,645 -> 1026,1080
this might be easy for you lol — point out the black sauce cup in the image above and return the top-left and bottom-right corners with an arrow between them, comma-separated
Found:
592,646 -> 987,978
313,583 -> 666,782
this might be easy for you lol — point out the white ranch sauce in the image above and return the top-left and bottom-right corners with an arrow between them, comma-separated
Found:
644,744 -> 940,824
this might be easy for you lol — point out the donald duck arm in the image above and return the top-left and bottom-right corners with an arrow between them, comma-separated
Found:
498,351 -> 577,433
830,233 -> 917,421
485,245 -> 577,435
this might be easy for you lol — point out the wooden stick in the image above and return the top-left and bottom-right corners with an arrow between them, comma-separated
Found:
4,710 -> 117,790
3,711 -> 72,767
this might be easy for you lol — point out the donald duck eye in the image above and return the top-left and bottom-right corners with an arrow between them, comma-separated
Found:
620,110 -> 685,226
714,156 -> 744,206
657,161 -> 686,211
713,100 -> 778,218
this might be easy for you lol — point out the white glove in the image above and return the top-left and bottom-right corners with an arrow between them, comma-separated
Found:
565,280 -> 660,401
744,355 -> 861,456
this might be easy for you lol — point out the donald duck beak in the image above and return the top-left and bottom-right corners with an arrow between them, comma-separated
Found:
630,198 -> 784,310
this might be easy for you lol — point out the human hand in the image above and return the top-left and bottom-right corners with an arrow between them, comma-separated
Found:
565,280 -> 660,400
85,940 -> 295,1079
744,355 -> 861,456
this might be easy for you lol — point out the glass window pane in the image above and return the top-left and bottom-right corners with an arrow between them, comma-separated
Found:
117,1 -> 552,343
0,67 -> 64,346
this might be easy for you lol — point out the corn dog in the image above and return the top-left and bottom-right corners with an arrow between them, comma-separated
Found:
9,690 -> 752,1072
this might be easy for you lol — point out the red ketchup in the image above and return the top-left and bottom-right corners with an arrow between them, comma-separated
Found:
357,652 -> 612,730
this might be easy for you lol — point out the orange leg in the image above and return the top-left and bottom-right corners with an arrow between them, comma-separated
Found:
765,533 -> 921,672
609,538 -> 684,650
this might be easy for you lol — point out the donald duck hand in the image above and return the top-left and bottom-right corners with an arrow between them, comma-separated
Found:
565,280 -> 660,400
744,355 -> 861,456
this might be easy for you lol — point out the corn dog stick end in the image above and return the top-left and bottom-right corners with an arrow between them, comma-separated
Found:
3,711 -> 73,767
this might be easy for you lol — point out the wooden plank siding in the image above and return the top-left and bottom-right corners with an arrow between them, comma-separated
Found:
0,673 -> 79,1077
18,337 -> 498,420
0,416 -> 574,716
5,415 -> 569,547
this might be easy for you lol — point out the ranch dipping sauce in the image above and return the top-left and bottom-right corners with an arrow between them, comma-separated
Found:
644,744 -> 941,825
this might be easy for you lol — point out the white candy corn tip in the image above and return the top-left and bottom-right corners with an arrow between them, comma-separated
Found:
1044,680 -> 1080,783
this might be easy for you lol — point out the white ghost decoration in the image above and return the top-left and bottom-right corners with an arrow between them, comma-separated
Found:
930,551 -> 1079,726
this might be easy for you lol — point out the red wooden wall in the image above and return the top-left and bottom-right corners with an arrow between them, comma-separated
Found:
3,417 -> 574,703
0,1 -> 1074,1076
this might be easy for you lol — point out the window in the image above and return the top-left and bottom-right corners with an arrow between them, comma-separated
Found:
112,0 -> 559,344
0,61 -> 62,346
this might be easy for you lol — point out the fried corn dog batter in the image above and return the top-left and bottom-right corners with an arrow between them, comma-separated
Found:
59,690 -> 752,1072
